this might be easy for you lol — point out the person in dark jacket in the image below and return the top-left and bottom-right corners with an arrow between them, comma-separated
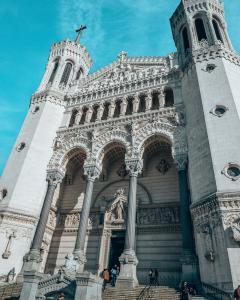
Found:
234,285 -> 240,300
154,269 -> 159,286
180,282 -> 189,300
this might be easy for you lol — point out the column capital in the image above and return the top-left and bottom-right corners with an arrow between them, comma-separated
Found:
46,170 -> 64,186
83,163 -> 102,181
174,154 -> 188,171
125,158 -> 143,177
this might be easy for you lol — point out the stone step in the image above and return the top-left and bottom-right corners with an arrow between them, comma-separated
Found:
103,286 -> 180,300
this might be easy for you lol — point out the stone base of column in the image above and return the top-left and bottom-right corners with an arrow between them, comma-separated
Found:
180,250 -> 199,283
116,250 -> 139,289
19,270 -> 42,300
74,272 -> 103,300
17,249 -> 42,283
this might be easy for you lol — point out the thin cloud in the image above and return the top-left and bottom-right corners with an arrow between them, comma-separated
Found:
59,0 -> 105,55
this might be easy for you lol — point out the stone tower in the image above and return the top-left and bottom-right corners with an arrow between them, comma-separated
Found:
171,0 -> 240,290
0,38 -> 92,276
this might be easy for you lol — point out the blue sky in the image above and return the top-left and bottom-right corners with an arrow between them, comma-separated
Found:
0,0 -> 239,175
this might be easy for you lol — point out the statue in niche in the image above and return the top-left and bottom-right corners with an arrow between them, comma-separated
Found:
117,164 -> 128,178
105,188 -> 127,224
64,253 -> 79,272
156,159 -> 171,175
202,224 -> 215,262
74,109 -> 82,126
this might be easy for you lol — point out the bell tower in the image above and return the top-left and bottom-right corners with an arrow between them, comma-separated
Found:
0,30 -> 92,276
171,0 -> 240,291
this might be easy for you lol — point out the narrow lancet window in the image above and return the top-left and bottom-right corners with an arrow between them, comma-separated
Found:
48,61 -> 59,84
182,27 -> 190,54
60,62 -> 72,85
213,20 -> 223,43
195,18 -> 207,41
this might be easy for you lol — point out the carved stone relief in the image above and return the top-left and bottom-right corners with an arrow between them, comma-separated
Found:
156,159 -> 171,175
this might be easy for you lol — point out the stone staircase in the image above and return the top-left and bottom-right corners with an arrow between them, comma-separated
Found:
103,286 -> 180,300
0,282 -> 22,300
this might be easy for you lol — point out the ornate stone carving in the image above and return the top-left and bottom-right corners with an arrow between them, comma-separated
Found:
74,108 -> 83,125
156,159 -> 171,175
2,231 -> 16,259
83,163 -> 102,181
174,153 -> 188,171
105,188 -> 127,224
137,206 -> 180,225
0,188 -> 7,201
125,159 -> 143,177
46,170 -> 64,186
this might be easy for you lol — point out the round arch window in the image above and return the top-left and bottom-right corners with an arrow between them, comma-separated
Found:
222,163 -> 240,181
16,142 -> 26,152
210,105 -> 228,117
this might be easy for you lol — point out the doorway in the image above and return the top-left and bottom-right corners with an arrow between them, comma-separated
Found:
108,231 -> 125,269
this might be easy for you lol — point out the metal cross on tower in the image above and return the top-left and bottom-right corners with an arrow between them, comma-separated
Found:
75,25 -> 87,44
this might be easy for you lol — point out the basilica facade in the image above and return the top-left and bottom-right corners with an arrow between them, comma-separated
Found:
0,0 -> 240,299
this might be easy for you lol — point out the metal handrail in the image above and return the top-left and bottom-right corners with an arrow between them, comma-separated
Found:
137,285 -> 152,300
201,282 -> 233,300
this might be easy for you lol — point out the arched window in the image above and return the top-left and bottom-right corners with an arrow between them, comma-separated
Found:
90,105 -> 98,123
60,62 -> 72,85
48,61 -> 59,84
165,89 -> 174,107
69,109 -> 78,127
126,98 -> 133,115
152,92 -> 160,110
76,67 -> 84,80
212,19 -> 223,43
80,107 -> 88,124
182,27 -> 190,54
195,18 -> 207,41
113,100 -> 121,118
102,103 -> 110,120
138,96 -> 146,113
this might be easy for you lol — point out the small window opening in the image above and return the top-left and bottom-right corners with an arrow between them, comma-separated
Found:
60,62 -> 72,85
165,89 -> 174,107
113,101 -> 121,118
0,189 -> 7,200
182,27 -> 190,54
195,18 -> 207,41
16,142 -> 26,152
138,96 -> 146,113
80,107 -> 88,124
32,106 -> 40,114
69,109 -> 78,127
152,93 -> 159,110
102,103 -> 110,120
48,61 -> 59,84
212,20 -> 223,43
90,106 -> 98,123
76,67 -> 84,80
126,98 -> 133,115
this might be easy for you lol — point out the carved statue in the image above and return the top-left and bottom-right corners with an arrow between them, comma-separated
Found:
64,253 -> 79,272
74,109 -> 82,125
105,188 -> 127,224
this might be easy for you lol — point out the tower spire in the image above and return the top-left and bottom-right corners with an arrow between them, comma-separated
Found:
75,25 -> 87,44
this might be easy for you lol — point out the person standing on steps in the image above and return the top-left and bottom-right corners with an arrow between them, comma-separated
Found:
154,269 -> 159,286
148,269 -> 154,285
57,293 -> 65,300
234,285 -> 240,300
180,282 -> 189,300
111,265 -> 118,287
102,268 -> 110,291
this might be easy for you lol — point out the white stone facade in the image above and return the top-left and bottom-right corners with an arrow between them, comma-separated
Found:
0,0 -> 240,295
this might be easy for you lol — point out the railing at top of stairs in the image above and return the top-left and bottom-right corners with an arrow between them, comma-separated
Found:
137,284 -> 152,300
201,282 -> 233,300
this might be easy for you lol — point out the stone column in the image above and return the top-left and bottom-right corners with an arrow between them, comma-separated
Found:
73,164 -> 101,273
116,159 -> 142,289
120,97 -> 127,117
19,171 -> 63,300
175,154 -> 198,283
145,93 -> 152,111
132,95 -> 140,114
108,101 -> 116,119
96,103 -> 104,121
